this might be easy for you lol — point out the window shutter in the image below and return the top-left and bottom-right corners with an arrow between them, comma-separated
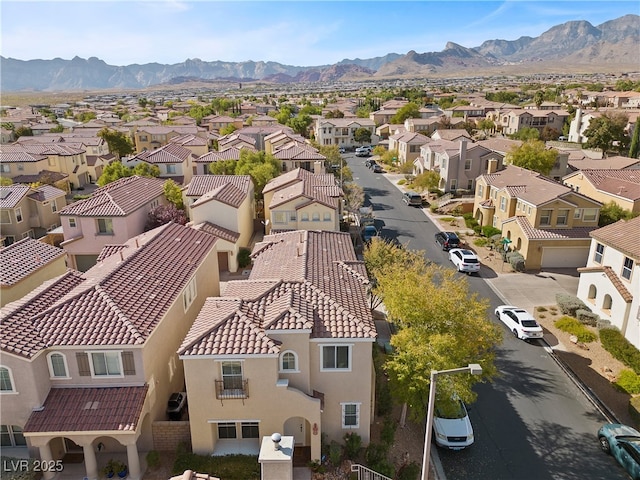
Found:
122,352 -> 136,376
76,352 -> 91,376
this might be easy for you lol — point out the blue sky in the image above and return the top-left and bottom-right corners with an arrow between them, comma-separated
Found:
1,1 -> 637,66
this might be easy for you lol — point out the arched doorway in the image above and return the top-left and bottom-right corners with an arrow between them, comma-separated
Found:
283,417 -> 312,467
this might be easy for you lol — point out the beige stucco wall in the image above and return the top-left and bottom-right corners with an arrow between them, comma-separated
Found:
563,176 -> 639,213
0,256 -> 67,307
268,198 -> 338,233
190,195 -> 254,249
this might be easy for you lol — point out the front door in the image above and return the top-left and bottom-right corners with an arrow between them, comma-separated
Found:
283,417 -> 306,446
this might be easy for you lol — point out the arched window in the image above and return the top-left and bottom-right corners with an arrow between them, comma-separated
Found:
47,352 -> 69,378
588,285 -> 597,301
603,294 -> 613,311
280,351 -> 298,372
0,367 -> 15,392
516,238 -> 522,250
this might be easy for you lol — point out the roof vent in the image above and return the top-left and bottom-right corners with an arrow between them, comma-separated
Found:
271,432 -> 282,450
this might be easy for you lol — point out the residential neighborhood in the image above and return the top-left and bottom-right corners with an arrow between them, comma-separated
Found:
1,71 -> 640,480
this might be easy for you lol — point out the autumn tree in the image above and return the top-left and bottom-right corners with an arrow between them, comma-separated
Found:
583,111 -> 630,156
364,241 -> 501,423
506,140 -> 557,176
413,170 -> 440,192
98,128 -> 134,159
144,204 -> 188,231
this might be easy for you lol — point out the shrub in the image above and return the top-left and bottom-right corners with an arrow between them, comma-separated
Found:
597,318 -> 612,329
308,460 -> 325,474
398,179 -> 406,185
472,224 -> 482,235
380,417 -> 397,447
576,309 -> 600,327
397,462 -> 421,480
615,370 -> 640,394
473,237 -> 489,247
237,248 -> 252,268
506,251 -> 525,272
365,442 -> 389,466
539,314 -> 546,319
600,328 -> 640,374
537,306 -> 548,312
343,432 -> 362,460
482,226 -> 501,238
554,316 -> 598,343
146,450 -> 160,469
430,204 -> 438,213
556,293 -> 590,317
376,380 -> 393,417
329,441 -> 342,466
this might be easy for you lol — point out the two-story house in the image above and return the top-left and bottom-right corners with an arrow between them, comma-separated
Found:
576,216 -> 640,349
127,143 -> 198,185
474,165 -> 602,270
0,222 -> 219,480
0,184 -> 67,246
195,147 -> 249,175
313,118 -> 378,150
388,131 -> 430,165
179,230 -> 376,461
183,175 -> 255,273
563,169 -> 640,214
498,109 -> 570,137
0,237 -> 67,307
133,125 -> 206,153
262,168 -> 342,235
272,143 -> 327,173
58,176 -> 168,271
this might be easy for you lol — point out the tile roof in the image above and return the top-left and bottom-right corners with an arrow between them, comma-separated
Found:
170,134 -> 208,147
268,173 -> 341,210
23,386 -> 147,433
2,143 -> 85,156
567,156 -> 640,171
134,143 -> 195,164
0,238 -> 66,286
185,175 -> 252,198
590,215 -> 640,260
58,175 -> 165,217
192,182 -> 247,209
27,184 -> 67,202
0,150 -> 49,163
0,223 -> 217,358
272,144 -> 326,160
96,244 -> 130,263
577,265 -> 633,302
193,222 -> 241,243
504,216 -> 597,240
12,171 -> 69,185
0,184 -> 31,208
196,148 -> 244,163
573,169 -> 640,201
179,230 -> 375,357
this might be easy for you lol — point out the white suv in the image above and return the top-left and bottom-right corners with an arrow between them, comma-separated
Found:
355,146 -> 372,157
449,248 -> 480,275
433,397 -> 474,450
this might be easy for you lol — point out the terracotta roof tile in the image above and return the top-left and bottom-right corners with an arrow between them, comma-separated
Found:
134,142 -> 195,164
59,176 -> 165,217
577,265 -> 633,302
23,386 -> 147,433
0,185 -> 31,208
193,182 -> 246,209
185,175 -> 252,198
0,238 -> 66,286
504,216 -> 596,240
193,222 -> 241,243
590,216 -> 640,260
26,184 -> 67,203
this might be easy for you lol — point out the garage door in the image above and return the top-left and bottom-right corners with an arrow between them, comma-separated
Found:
541,247 -> 590,268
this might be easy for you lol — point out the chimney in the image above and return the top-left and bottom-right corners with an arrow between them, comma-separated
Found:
459,138 -> 467,160
487,158 -> 498,174
313,160 -> 323,174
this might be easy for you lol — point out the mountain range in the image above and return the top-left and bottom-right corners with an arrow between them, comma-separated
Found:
1,14 -> 638,92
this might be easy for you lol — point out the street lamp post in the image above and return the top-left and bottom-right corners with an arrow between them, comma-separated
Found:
421,363 -> 483,480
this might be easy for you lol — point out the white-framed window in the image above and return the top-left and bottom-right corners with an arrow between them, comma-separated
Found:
17,163 -> 24,171
183,276 -> 197,311
0,164 -> 10,173
556,209 -> 569,226
289,211 -> 297,222
450,179 -> 457,190
21,230 -> 34,239
477,184 -> 483,197
280,351 -> 299,372
312,212 -> 320,222
323,212 -> 331,222
539,209 -> 552,226
221,361 -> 244,390
0,367 -> 16,393
464,159 -> 472,170
97,218 -> 113,234
574,208 -> 582,219
467,179 -> 473,190
68,217 -> 77,228
1,425 -> 27,447
51,200 -> 58,213
218,422 -> 237,439
89,351 -> 122,377
321,345 -> 351,371
341,403 -> 360,428
47,352 -> 69,379
622,257 -> 634,281
594,243 -> 604,264
166,164 -> 177,174
14,208 -> 23,223
583,208 -> 598,222
499,196 -> 506,212
273,212 -> 286,224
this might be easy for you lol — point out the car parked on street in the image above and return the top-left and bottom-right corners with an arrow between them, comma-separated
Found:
494,305 -> 544,341
355,146 -> 372,157
433,396 -> 474,450
435,231 -> 460,251
449,248 -> 480,275
598,423 -> 640,479
402,191 -> 423,207
372,164 -> 384,173
362,225 -> 378,243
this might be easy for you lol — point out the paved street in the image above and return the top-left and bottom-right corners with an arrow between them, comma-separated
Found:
346,154 -> 626,480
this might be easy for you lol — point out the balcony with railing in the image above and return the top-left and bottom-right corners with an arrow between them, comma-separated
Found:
215,378 -> 249,403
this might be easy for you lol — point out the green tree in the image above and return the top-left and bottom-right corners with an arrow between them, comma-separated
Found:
325,109 -> 344,119
583,111 -> 630,156
97,161 -> 132,186
14,126 -> 33,138
0,176 -> 13,186
364,241 -> 501,422
390,102 -> 421,124
413,170 -> 440,192
598,201 -> 639,227
629,123 -> 640,159
533,90 -> 545,108
506,140 -> 557,176
208,159 -> 237,175
353,127 -> 372,145
235,150 -> 281,200
476,119 -> 495,136
98,128 -> 135,159
132,163 -> 160,178
510,127 -> 539,141
49,123 -> 64,133
163,179 -> 184,209
342,182 -> 364,218
219,124 -> 237,136
288,114 -> 313,137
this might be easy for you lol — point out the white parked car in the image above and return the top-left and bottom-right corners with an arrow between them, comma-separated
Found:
433,397 -> 474,450
494,305 -> 544,341
449,248 -> 480,275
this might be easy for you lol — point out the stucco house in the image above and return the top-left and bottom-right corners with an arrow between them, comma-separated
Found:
0,222 -> 220,480
58,176 -> 168,271
0,184 -> 67,246
183,175 -> 255,273
179,230 -> 377,461
388,131 -> 429,165
0,237 -> 67,307
498,109 -> 569,137
563,169 -> 640,214
262,168 -> 343,235
313,118 -> 378,150
272,143 -> 327,173
195,147 -> 249,175
127,143 -> 199,186
132,125 -> 206,153
474,165 -> 602,270
577,216 -> 640,349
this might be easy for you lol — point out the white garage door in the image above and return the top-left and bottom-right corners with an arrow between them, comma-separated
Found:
541,247 -> 590,268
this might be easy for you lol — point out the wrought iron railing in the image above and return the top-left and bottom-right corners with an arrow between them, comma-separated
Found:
215,379 -> 249,399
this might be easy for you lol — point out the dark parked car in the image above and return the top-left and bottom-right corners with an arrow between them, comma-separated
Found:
365,159 -> 377,168
372,164 -> 383,173
435,231 -> 460,251
402,191 -> 423,207
167,392 -> 187,420
598,423 -> 640,479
